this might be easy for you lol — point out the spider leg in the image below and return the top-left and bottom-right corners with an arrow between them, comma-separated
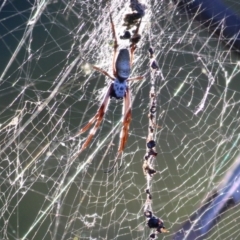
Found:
130,18 -> 142,67
128,75 -> 144,81
74,84 -> 112,151
118,86 -> 132,156
105,87 -> 132,173
92,65 -> 115,81
110,13 -> 119,77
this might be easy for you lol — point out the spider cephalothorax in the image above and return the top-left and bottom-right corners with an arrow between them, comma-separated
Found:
74,13 -> 144,172
111,78 -> 128,99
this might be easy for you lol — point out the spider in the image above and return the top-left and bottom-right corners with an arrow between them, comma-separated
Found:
74,13 -> 144,172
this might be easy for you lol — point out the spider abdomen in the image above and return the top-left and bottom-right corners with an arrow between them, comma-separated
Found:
116,49 -> 131,79
111,79 -> 128,99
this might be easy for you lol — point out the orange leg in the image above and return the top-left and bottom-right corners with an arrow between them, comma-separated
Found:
92,65 -> 115,81
130,18 -> 142,67
109,13 -> 119,77
74,84 -> 113,151
128,75 -> 144,81
105,87 -> 132,172
117,87 -> 132,155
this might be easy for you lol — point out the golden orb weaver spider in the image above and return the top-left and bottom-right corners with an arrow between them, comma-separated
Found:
74,13 -> 144,172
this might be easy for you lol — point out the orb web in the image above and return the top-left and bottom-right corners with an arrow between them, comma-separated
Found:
0,0 -> 240,239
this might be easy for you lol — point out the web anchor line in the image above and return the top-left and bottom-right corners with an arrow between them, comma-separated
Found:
143,47 -> 169,239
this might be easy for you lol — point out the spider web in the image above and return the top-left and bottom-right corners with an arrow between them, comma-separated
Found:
1,0 -> 240,239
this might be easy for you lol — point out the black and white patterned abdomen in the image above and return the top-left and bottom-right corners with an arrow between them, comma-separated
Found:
111,79 -> 128,99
